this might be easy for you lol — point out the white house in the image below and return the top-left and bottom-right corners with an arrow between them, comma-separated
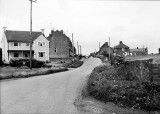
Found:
1,27 -> 49,63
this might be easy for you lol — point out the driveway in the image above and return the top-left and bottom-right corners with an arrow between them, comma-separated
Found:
0,57 -> 102,114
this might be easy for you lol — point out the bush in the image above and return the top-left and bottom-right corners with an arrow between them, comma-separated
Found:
0,60 -> 4,66
87,62 -> 160,111
25,59 -> 45,68
9,59 -> 45,68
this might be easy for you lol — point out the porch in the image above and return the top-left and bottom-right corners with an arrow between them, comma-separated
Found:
8,50 -> 34,61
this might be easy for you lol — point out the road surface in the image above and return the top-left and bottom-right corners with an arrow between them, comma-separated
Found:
0,57 -> 102,114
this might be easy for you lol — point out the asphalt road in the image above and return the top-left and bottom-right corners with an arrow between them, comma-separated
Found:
0,57 -> 102,114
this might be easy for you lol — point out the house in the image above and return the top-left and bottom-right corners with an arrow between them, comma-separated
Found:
1,27 -> 49,63
47,29 -> 76,59
130,47 -> 148,55
97,42 -> 114,56
114,41 -> 130,56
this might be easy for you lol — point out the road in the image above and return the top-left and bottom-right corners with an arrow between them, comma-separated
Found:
0,57 -> 102,114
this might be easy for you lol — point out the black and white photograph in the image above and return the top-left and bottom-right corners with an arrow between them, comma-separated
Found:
0,0 -> 160,113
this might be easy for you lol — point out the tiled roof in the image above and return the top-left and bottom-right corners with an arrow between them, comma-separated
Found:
5,30 -> 42,42
115,41 -> 129,49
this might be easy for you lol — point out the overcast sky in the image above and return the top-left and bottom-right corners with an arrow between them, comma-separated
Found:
0,0 -> 160,55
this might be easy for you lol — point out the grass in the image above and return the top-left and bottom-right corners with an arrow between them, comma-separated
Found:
0,66 -> 68,80
87,58 -> 160,112
68,61 -> 83,68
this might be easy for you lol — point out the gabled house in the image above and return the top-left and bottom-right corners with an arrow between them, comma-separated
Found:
47,29 -> 76,59
97,42 -> 114,56
1,27 -> 49,63
114,41 -> 130,56
130,47 -> 148,55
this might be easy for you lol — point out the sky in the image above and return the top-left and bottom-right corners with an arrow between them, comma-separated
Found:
0,0 -> 160,55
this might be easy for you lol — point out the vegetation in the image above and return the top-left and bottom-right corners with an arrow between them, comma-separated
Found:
87,60 -> 160,112
68,61 -> 83,68
9,59 -> 45,68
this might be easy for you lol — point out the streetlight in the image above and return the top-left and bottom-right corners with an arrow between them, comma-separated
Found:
29,0 -> 37,70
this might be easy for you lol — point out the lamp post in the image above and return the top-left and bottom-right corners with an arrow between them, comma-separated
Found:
29,0 -> 37,70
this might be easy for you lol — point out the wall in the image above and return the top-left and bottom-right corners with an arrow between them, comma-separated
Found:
8,42 -> 30,50
2,32 -> 9,63
33,35 -> 49,61
49,31 -> 72,58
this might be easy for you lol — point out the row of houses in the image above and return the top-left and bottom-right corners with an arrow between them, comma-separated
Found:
1,27 -> 76,63
97,41 -> 148,56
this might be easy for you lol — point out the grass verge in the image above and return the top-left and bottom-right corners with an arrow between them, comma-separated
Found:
0,67 -> 68,80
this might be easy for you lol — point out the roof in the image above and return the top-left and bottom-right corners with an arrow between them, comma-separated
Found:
5,30 -> 42,42
115,41 -> 129,49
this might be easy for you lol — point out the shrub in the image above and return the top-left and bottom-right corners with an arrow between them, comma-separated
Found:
9,59 -> 24,67
87,61 -> 160,111
25,59 -> 45,68
9,59 -> 45,68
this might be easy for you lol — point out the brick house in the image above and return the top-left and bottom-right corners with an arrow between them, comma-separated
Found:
97,42 -> 114,56
1,27 -> 49,63
130,47 -> 148,55
47,29 -> 76,59
114,41 -> 130,56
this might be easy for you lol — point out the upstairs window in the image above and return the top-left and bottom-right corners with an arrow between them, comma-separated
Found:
54,48 -> 57,52
14,42 -> 18,46
38,42 -> 45,46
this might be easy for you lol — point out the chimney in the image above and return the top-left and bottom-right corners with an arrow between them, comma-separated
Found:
120,41 -> 122,44
137,47 -> 138,49
41,29 -> 44,35
3,27 -> 6,31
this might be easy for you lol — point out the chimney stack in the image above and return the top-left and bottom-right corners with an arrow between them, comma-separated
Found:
41,29 -> 44,35
3,27 -> 6,31
120,41 -> 122,44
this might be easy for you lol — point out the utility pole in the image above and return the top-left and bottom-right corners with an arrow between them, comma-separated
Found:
109,37 -> 110,61
29,0 -> 37,70
77,41 -> 79,55
99,42 -> 100,50
72,33 -> 74,56
79,45 -> 81,55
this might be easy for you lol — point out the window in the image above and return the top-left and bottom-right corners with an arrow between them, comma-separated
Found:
54,48 -> 57,52
14,53 -> 19,57
25,53 -> 28,57
38,42 -> 45,46
38,52 -> 45,57
14,42 -> 18,46
26,43 -> 29,46
122,48 -> 124,51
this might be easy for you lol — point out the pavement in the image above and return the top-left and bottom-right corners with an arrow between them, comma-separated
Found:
0,57 -> 102,114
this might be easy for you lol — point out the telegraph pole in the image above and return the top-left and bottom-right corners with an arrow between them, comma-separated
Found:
109,37 -> 110,61
77,41 -> 79,55
99,42 -> 100,50
79,45 -> 81,55
72,33 -> 74,56
29,0 -> 37,70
